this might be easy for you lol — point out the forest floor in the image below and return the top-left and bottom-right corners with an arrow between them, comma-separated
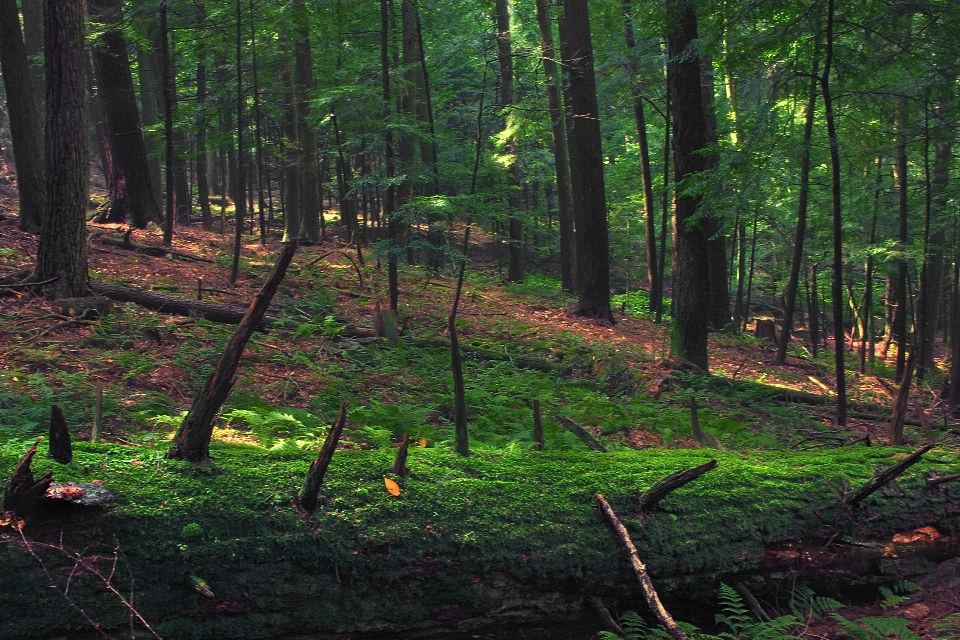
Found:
2,191 -> 960,638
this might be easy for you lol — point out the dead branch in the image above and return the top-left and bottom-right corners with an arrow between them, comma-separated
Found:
927,472 -> 960,487
300,401 -> 348,512
390,433 -> 411,478
559,417 -> 607,452
100,233 -> 213,263
597,494 -> 688,640
3,437 -> 53,512
846,444 -> 934,506
638,460 -> 718,511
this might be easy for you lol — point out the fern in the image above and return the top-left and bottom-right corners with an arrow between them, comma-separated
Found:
830,613 -> 918,640
933,613 -> 960,639
878,586 -> 910,610
789,583 -> 844,620
715,583 -> 803,640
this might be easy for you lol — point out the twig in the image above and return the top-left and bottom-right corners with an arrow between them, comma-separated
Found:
597,495 -> 688,640
927,472 -> 960,487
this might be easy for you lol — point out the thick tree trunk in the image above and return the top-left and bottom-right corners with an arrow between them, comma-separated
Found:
132,0 -> 161,211
88,0 -> 161,229
699,57 -> 730,330
294,0 -> 320,243
168,244 -> 297,463
666,0 -> 709,369
777,70 -> 818,364
33,0 -> 89,300
495,0 -> 524,283
20,0 -> 44,117
0,0 -> 46,234
558,0 -> 613,323
535,0 -> 575,293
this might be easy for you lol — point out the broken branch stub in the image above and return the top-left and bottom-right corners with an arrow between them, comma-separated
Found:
846,444 -> 934,506
168,243 -> 297,463
48,406 -> 72,464
638,460 -> 718,512
3,438 -> 54,512
300,402 -> 348,513
391,433 -> 411,478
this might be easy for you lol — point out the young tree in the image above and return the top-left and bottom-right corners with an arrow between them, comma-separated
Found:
558,0 -> 613,323
33,0 -> 89,299
495,0 -> 524,282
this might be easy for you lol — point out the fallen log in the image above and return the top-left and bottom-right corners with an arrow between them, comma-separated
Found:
3,446 -> 959,640
409,337 -> 572,375
90,281 -> 280,329
100,232 -> 213,263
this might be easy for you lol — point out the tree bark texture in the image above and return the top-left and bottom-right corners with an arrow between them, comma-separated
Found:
168,243 -> 297,463
196,57 -> 214,230
557,0 -> 613,322
20,0 -> 44,117
34,0 -> 89,300
699,57 -> 730,330
535,0 -> 575,293
132,0 -> 162,211
88,0 -> 161,229
294,0 -> 320,243
666,0 -> 709,370
280,57 -> 301,243
0,0 -> 46,234
299,401 -> 347,513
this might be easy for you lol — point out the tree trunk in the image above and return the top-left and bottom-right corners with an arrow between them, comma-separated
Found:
666,0 -> 709,369
169,244 -> 297,463
250,0 -> 267,244
382,0 -> 399,312
280,57 -> 301,244
294,0 -> 320,243
230,0 -> 246,286
622,0 -> 660,317
534,0 -> 575,294
777,68 -> 818,364
700,57 -> 730,330
196,56 -> 213,231
495,0 -> 524,283
88,0 -> 161,229
20,0 -> 44,117
821,0 -> 846,426
33,0 -> 88,299
0,0 -> 46,234
558,0 -> 613,323
160,2 -> 174,245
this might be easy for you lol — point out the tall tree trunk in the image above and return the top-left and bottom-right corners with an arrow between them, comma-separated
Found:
893,101 -> 909,380
88,0 -> 161,229
0,0 -> 47,233
777,66 -> 818,364
821,0 -> 846,426
34,0 -> 89,299
20,0 -> 44,117
700,56 -> 730,329
862,158 -> 881,372
280,57 -> 300,244
534,0 -> 575,293
196,55 -> 213,231
132,0 -> 161,212
665,0 -> 709,368
294,0 -> 320,243
382,0 -> 399,312
415,9 -> 438,196
916,101 -> 945,381
160,1 -> 174,245
250,0 -> 267,244
495,0 -> 524,282
230,0 -> 246,286
657,85 -> 671,325
622,0 -> 660,316
558,0 -> 613,323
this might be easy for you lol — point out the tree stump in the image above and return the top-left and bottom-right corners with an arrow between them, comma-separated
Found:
754,317 -> 778,346
3,438 -> 54,512
299,402 -> 347,513
48,406 -> 72,464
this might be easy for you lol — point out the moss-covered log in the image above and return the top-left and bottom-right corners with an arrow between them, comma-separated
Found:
2,443 -> 959,639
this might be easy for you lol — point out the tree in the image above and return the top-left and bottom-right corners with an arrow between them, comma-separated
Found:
666,0 -> 710,370
0,0 -> 46,233
33,0 -> 89,299
495,0 -> 524,283
294,0 -> 321,243
87,0 -> 162,228
558,0 -> 613,323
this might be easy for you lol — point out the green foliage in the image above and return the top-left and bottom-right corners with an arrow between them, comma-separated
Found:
350,400 -> 436,446
829,614 -> 919,640
788,584 -> 844,620
933,613 -> 960,639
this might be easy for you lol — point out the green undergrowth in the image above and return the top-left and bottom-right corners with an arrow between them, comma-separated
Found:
2,442 -> 959,639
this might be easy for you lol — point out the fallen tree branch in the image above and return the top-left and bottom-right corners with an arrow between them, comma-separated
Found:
559,417 -> 607,452
927,472 -> 960,487
597,494 -> 688,640
846,444 -> 934,506
2,438 -> 53,512
300,401 -> 348,512
100,232 -> 213,263
638,460 -> 718,511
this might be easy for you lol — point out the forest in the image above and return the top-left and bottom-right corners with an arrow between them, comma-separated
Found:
1,0 -> 960,638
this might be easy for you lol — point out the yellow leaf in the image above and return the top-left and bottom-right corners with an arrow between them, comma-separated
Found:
419,438 -> 427,448
384,477 -> 401,496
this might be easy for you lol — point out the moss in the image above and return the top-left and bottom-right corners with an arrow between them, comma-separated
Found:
1,442 -> 958,639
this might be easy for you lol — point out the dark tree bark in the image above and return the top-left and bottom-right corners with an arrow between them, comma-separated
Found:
294,0 -> 320,243
382,0 -> 399,312
250,0 -> 267,244
20,0 -> 44,116
0,0 -> 46,233
622,0 -> 660,316
861,158 -> 881,372
87,0 -> 161,229
557,0 -> 613,322
169,244 -> 297,463
495,0 -> 524,283
893,104 -> 909,381
160,2 -> 174,245
230,0 -> 246,287
666,0 -> 709,369
699,57 -> 730,330
196,55 -> 213,231
657,86 -> 671,325
821,0 -> 846,425
299,401 -> 347,512
33,0 -> 89,300
280,57 -> 301,243
777,68 -> 818,364
534,0 -> 575,293
48,405 -> 72,464
132,0 -> 162,212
